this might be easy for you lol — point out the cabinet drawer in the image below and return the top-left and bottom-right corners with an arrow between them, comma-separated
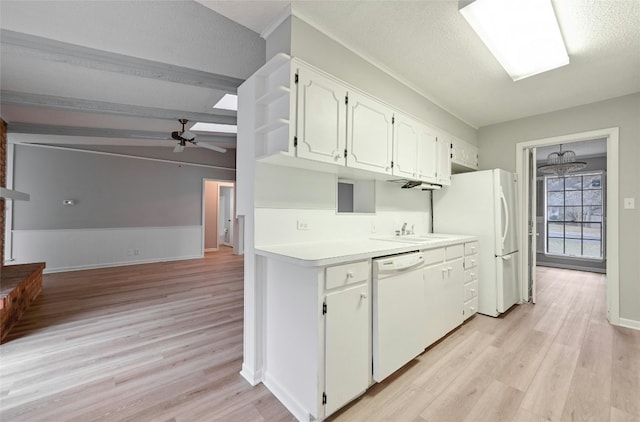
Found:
464,241 -> 479,256
464,255 -> 478,270
423,248 -> 445,266
463,297 -> 478,320
325,260 -> 370,290
465,268 -> 478,283
464,280 -> 478,302
445,244 -> 464,260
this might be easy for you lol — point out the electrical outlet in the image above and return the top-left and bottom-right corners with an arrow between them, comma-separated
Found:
133,249 -> 140,256
126,248 -> 134,256
624,197 -> 635,209
297,220 -> 310,231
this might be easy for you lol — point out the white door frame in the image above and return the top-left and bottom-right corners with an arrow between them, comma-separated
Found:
515,127 -> 619,325
201,178 -> 235,255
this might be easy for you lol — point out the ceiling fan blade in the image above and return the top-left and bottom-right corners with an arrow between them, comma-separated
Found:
196,142 -> 227,153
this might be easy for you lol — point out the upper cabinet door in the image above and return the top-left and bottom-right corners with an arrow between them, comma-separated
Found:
296,65 -> 348,165
392,114 -> 419,179
347,91 -> 394,175
436,137 -> 452,185
416,125 -> 438,183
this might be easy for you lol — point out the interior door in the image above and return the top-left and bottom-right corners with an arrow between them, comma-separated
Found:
528,148 -> 537,303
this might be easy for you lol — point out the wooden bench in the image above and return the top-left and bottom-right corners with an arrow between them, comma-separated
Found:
1,262 -> 45,343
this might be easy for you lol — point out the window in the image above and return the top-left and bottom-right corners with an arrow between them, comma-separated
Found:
545,172 -> 604,259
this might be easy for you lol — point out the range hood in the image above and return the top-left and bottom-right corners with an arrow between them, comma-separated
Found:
388,179 -> 442,190
0,188 -> 30,201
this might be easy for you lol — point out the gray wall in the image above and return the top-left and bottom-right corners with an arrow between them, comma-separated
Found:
478,92 -> 640,322
13,144 -> 235,230
266,16 -> 477,144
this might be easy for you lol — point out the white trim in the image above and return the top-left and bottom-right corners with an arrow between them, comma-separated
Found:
260,4 -> 293,39
619,318 -> 640,331
263,372 -> 313,422
42,254 -> 203,274
536,262 -> 606,274
240,364 -> 263,386
13,142 -> 236,172
516,127 -> 619,325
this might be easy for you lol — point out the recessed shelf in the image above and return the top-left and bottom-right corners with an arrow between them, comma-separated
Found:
256,86 -> 290,105
255,119 -> 290,135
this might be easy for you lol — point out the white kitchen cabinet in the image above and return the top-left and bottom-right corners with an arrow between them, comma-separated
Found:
463,241 -> 479,320
347,90 -> 394,175
393,113 -> 437,183
262,257 -> 371,421
451,137 -> 479,172
296,63 -> 348,165
436,138 -> 452,186
325,282 -> 370,416
423,245 -> 464,347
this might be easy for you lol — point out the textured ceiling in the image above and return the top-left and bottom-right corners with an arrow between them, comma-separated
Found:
202,0 -> 640,128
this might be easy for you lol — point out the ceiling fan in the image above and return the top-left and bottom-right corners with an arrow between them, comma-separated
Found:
171,119 -> 226,153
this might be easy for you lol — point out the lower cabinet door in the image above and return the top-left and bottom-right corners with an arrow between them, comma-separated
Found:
424,259 -> 464,348
324,283 -> 370,417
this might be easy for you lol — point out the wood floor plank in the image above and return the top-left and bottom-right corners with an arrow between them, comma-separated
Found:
1,256 -> 638,422
520,342 -> 581,421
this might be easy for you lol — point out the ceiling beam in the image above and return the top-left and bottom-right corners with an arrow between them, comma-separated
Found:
0,29 -> 244,92
7,122 -> 237,145
1,90 -> 237,125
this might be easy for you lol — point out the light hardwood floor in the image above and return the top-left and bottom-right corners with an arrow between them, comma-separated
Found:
1,254 -> 639,421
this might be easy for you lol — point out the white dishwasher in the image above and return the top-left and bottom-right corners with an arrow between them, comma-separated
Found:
372,251 -> 425,382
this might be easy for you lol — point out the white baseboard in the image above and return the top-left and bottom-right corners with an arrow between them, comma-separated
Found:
41,254 -> 203,274
9,226 -> 203,273
263,372 -> 312,422
239,364 -> 263,387
619,318 -> 640,331
536,262 -> 606,274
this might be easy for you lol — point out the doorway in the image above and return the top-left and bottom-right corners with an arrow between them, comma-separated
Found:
202,179 -> 236,253
516,127 -> 620,324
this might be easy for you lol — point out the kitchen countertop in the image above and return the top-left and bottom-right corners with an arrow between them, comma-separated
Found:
255,234 -> 478,267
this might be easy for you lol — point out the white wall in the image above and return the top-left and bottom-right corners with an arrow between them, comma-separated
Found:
8,144 -> 235,271
478,93 -> 640,322
266,16 -> 477,145
254,163 -> 430,246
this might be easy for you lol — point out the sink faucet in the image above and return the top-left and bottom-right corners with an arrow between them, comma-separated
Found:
401,222 -> 407,235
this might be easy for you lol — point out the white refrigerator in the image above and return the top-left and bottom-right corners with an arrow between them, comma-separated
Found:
433,169 -> 519,317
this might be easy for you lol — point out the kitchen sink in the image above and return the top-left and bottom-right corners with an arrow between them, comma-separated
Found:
373,234 -> 453,244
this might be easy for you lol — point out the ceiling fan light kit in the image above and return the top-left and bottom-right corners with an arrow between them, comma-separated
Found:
169,118 -> 226,154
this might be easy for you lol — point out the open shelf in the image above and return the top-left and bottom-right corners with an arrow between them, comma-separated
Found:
256,119 -> 290,135
256,86 -> 290,105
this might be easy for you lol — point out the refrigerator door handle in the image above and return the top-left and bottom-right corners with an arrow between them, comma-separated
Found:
500,188 -> 509,252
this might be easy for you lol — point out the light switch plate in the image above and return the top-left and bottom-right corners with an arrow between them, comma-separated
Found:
296,220 -> 310,231
624,197 -> 635,209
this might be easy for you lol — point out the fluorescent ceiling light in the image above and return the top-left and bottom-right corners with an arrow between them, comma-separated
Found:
213,93 -> 237,110
190,122 -> 237,134
459,0 -> 569,81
